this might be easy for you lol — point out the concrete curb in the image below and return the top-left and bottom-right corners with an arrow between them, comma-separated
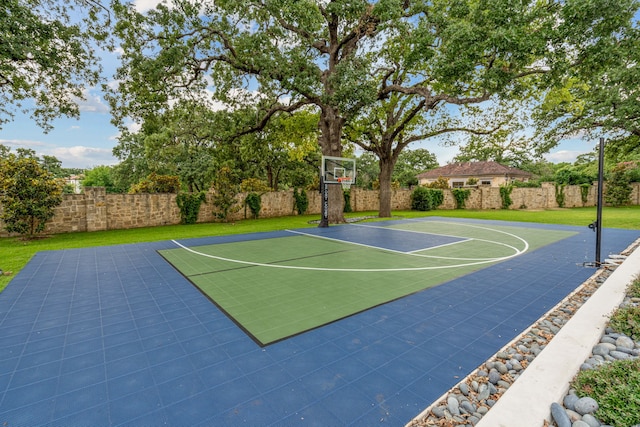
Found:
475,244 -> 640,427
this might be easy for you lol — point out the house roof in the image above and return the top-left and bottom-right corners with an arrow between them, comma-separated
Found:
416,161 -> 532,179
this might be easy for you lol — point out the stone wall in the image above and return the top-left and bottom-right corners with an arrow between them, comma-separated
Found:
1,183 -> 639,236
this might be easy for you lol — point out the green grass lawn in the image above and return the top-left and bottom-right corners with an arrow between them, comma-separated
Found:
1,206 -> 639,293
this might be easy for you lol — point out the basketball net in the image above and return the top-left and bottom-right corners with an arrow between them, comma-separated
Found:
337,177 -> 352,191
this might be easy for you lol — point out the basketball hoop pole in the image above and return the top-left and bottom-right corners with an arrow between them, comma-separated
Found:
586,137 -> 605,268
319,176 -> 329,228
319,155 -> 356,228
595,137 -> 605,265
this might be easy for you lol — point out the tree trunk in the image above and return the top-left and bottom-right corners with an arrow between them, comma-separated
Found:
267,166 -> 274,190
318,106 -> 346,223
378,156 -> 394,217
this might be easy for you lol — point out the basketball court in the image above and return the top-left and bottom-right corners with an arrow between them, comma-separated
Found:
0,217 -> 637,426
160,219 -> 574,346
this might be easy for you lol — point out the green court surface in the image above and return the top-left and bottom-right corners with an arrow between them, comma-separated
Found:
159,220 -> 576,346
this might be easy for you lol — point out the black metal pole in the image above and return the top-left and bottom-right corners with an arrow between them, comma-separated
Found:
595,137 -> 605,265
319,176 -> 329,228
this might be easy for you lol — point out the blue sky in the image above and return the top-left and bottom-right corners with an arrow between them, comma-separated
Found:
0,44 -> 123,169
0,89 -> 119,169
0,2 -> 600,170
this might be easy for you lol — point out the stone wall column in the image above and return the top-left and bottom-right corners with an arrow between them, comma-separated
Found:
85,187 -> 108,232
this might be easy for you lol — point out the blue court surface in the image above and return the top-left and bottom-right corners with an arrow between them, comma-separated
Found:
0,218 -> 637,426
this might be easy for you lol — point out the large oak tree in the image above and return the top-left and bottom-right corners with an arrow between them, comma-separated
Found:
109,0 -> 638,221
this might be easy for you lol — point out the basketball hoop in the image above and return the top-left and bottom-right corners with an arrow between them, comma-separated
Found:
337,177 -> 352,191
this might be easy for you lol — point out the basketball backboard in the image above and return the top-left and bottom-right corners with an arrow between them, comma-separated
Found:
321,156 -> 356,184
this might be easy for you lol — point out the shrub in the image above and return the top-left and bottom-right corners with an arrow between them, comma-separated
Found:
411,186 -> 443,211
580,183 -> 591,205
512,180 -> 541,188
605,163 -> 633,207
0,156 -> 63,238
82,165 -> 122,193
427,176 -> 449,189
451,188 -> 471,209
176,192 -> 206,224
129,173 -> 180,194
245,192 -> 261,219
466,177 -> 478,186
343,189 -> 352,213
627,162 -> 640,182
554,167 -> 594,185
293,188 -> 308,215
240,178 -> 270,193
499,183 -> 513,209
555,183 -> 566,208
211,166 -> 241,222
627,276 -> 640,298
608,305 -> 640,341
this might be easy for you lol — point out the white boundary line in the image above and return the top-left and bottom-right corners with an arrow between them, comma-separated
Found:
386,219 -> 531,252
287,228 -> 505,261
283,229 -> 411,256
170,222 -> 530,272
351,222 -> 526,260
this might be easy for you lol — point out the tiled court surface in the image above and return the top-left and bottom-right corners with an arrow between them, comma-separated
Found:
0,218 -> 637,426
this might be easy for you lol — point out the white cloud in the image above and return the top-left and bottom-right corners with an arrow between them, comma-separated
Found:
126,120 -> 142,134
134,0 -> 164,12
0,138 -> 48,149
74,89 -> 110,114
544,150 -> 586,164
133,0 -> 211,14
50,146 -> 118,169
0,139 -> 117,168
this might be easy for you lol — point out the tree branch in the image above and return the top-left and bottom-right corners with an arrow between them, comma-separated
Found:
267,6 -> 329,54
337,4 -> 379,60
406,124 -> 503,145
234,100 -> 315,139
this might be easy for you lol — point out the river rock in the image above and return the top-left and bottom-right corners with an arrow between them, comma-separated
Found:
459,382 -> 469,396
550,402 -> 572,427
431,406 -> 445,418
616,335 -> 634,349
574,397 -> 599,415
510,359 -> 523,371
563,393 -> 579,411
610,350 -> 631,360
600,336 -> 616,345
460,400 -> 475,414
592,344 -> 611,356
581,413 -> 601,427
488,369 -> 501,384
494,361 -> 508,374
447,396 -> 460,416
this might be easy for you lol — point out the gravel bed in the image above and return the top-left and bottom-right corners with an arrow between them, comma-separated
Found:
408,238 -> 640,427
